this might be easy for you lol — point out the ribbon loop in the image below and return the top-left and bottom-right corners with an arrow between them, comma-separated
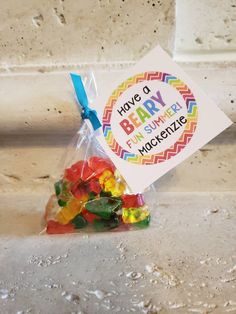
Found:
70,73 -> 102,131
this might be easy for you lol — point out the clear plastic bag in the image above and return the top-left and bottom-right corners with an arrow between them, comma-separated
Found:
43,73 -> 152,234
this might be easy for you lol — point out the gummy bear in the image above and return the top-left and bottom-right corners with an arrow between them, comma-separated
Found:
103,177 -> 116,191
71,182 -> 89,202
122,194 -> 144,208
89,178 -> 101,194
71,214 -> 88,229
65,161 -> 93,183
122,206 -> 150,224
44,154 -> 151,234
100,190 -> 112,197
55,180 -> 72,206
109,182 -> 126,197
99,170 -> 125,197
134,215 -> 150,228
54,180 -> 62,196
88,191 -> 97,200
81,208 -> 100,223
93,215 -> 119,232
46,220 -> 75,234
88,156 -> 115,177
56,198 -> 84,224
99,170 -> 114,187
85,197 -> 122,220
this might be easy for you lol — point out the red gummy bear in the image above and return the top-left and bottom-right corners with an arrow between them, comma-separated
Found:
71,182 -> 88,200
65,161 -> 93,183
89,178 -> 102,194
82,208 -> 99,223
122,194 -> 145,208
46,220 -> 75,234
88,156 -> 115,177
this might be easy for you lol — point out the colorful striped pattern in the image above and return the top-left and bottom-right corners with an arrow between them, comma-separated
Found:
102,72 -> 198,165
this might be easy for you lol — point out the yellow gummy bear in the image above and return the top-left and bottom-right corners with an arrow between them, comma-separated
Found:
99,170 -> 113,187
110,182 -> 126,197
122,206 -> 149,224
56,198 -> 84,225
104,177 -> 116,191
99,170 -> 127,196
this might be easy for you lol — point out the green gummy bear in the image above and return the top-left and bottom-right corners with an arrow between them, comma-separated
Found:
88,192 -> 97,200
134,215 -> 151,228
85,197 -> 122,220
55,180 -> 71,205
71,214 -> 88,229
54,180 -> 62,196
58,199 -> 67,207
93,216 -> 119,232
100,190 -> 112,197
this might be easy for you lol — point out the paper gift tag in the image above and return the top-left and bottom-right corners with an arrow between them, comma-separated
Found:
93,46 -> 232,193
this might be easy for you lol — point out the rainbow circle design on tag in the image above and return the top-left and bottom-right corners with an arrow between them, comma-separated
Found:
102,72 -> 198,165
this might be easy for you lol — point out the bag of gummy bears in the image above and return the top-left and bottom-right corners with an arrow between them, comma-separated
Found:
43,73 -> 152,234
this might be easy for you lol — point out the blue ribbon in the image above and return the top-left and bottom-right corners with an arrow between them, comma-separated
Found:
70,73 -> 102,131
